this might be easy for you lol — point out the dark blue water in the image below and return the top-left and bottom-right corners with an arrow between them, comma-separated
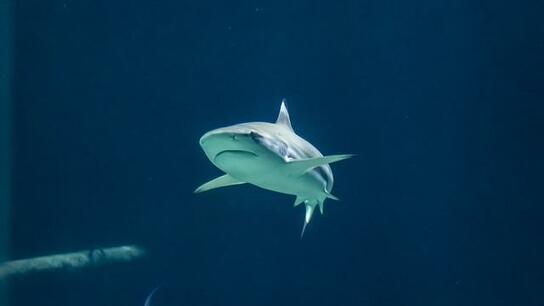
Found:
10,0 -> 544,305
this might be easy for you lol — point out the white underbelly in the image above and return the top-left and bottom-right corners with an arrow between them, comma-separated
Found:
247,171 -> 324,198
214,151 -> 325,198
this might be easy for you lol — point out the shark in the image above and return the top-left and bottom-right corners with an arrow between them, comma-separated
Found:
195,100 -> 353,237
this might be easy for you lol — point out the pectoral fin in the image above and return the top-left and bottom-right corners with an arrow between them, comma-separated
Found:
194,174 -> 246,193
286,154 -> 354,176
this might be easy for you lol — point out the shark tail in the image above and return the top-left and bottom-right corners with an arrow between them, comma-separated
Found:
300,200 -> 321,239
300,221 -> 309,239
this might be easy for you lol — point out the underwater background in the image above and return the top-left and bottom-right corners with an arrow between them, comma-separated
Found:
2,0 -> 544,305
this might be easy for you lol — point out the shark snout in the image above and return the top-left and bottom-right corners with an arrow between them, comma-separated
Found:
199,131 -> 246,146
199,125 -> 254,145
199,127 -> 261,164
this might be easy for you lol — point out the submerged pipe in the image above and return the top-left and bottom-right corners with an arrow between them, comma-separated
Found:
0,245 -> 145,280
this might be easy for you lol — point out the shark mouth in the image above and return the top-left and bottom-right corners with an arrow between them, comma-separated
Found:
213,150 -> 257,162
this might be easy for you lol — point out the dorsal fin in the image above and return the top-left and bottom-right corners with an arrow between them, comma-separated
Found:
276,99 -> 293,131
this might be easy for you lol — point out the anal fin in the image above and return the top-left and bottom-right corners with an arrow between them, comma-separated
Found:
194,174 -> 246,193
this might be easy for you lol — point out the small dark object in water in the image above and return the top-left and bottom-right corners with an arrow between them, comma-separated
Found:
144,285 -> 162,306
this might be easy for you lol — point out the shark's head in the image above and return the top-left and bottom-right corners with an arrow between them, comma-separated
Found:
199,125 -> 272,175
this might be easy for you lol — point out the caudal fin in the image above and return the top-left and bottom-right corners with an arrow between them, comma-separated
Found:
300,203 -> 317,239
300,221 -> 309,239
